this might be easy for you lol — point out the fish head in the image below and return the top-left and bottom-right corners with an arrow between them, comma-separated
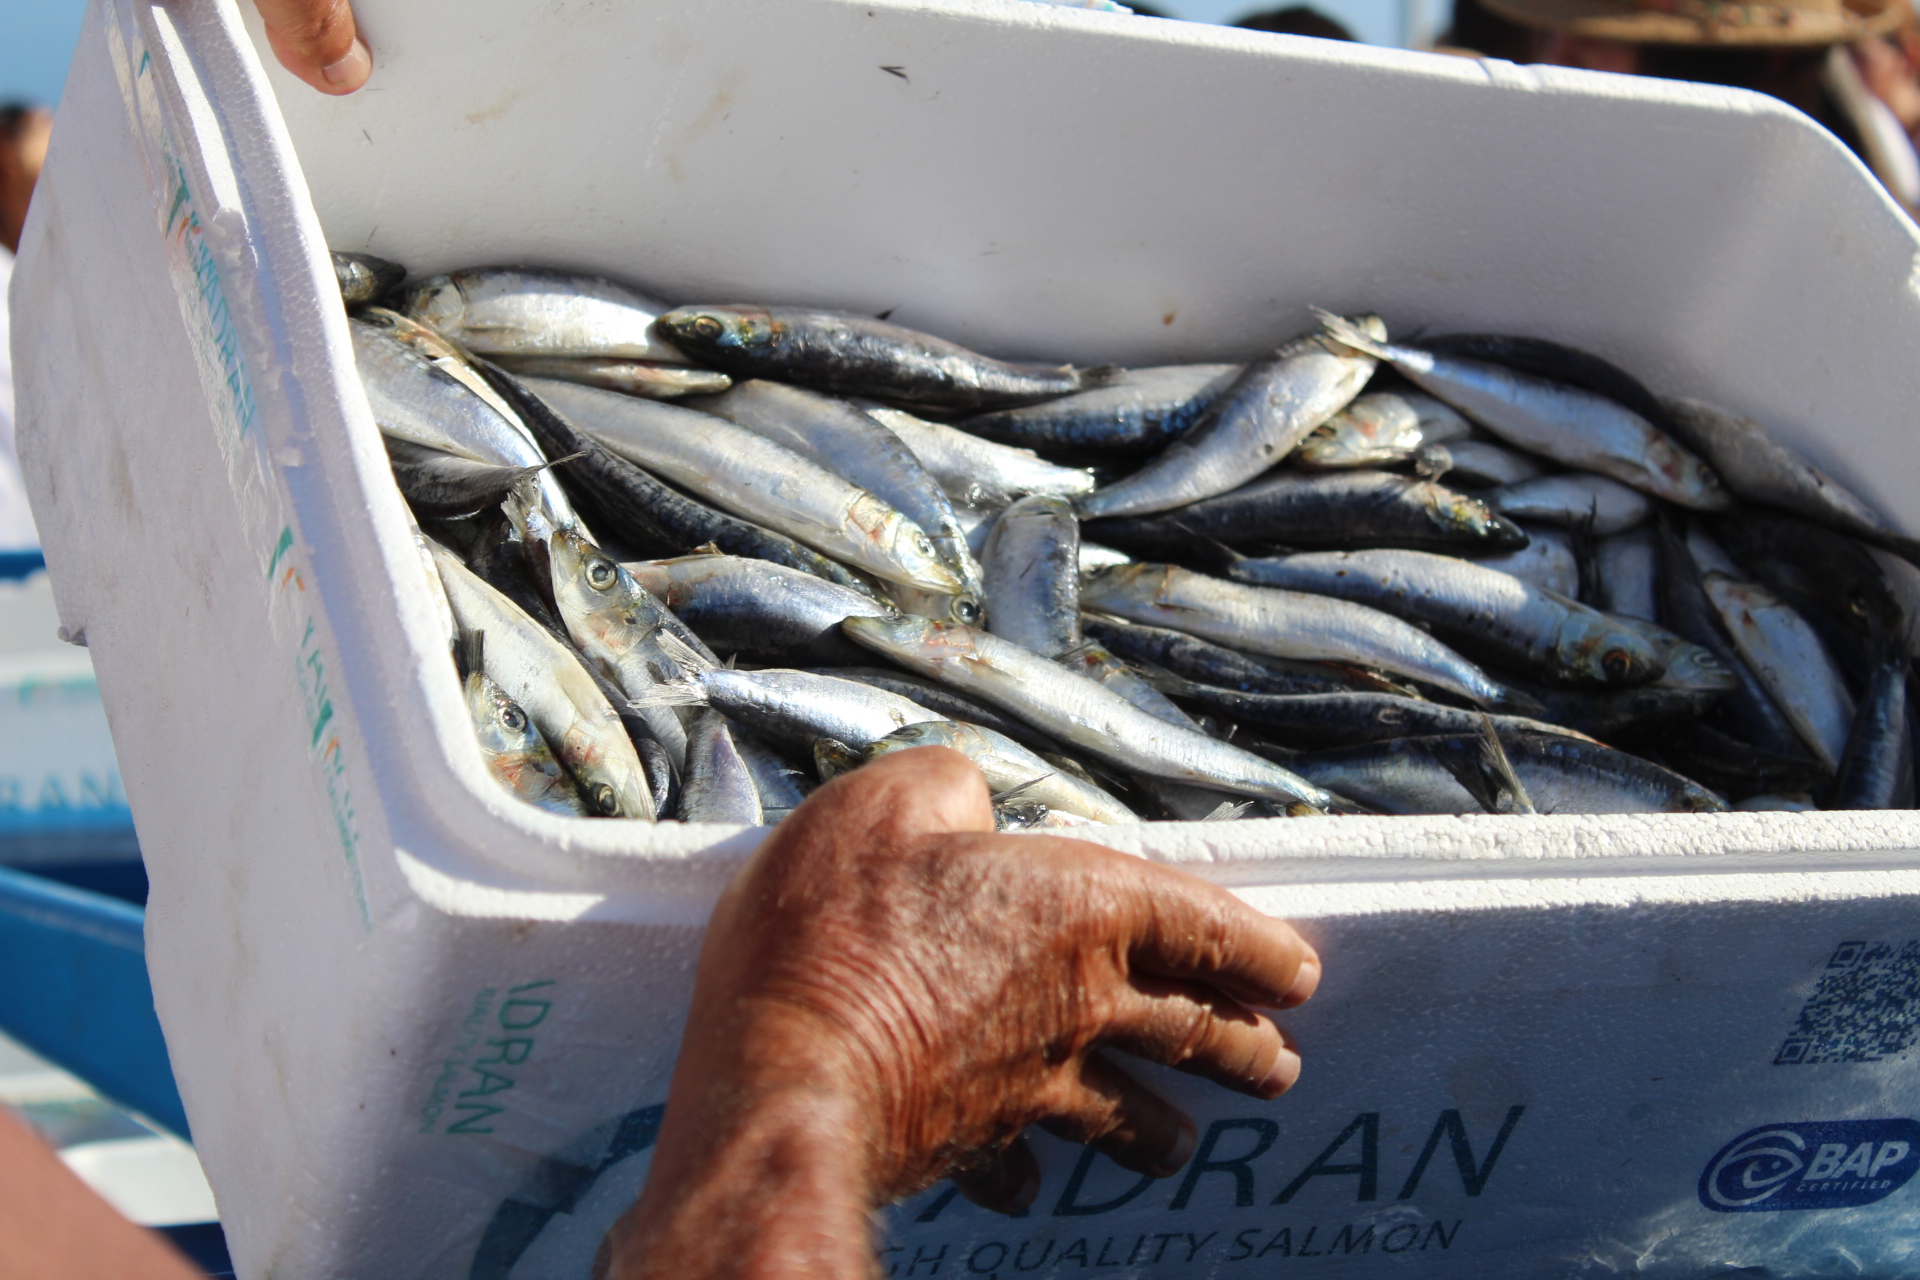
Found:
552,722 -> 650,818
549,529 -> 669,657
465,670 -> 543,758
1652,639 -> 1741,693
1679,783 -> 1731,814
1556,613 -> 1666,686
812,737 -> 862,782
401,275 -> 470,334
995,800 -> 1051,830
868,721 -> 981,763
1078,561 -> 1168,609
947,593 -> 986,626
655,306 -> 776,358
1302,395 -> 1423,468
847,494 -> 966,595
842,614 -> 977,676
1424,486 -> 1530,551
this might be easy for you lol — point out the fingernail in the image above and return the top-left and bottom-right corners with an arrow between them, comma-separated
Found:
1260,1046 -> 1303,1097
1282,955 -> 1322,1007
322,38 -> 372,91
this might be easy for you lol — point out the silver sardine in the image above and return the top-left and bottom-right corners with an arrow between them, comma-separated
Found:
432,542 -> 654,819
1702,572 -> 1855,770
694,380 -> 984,620
524,377 -> 962,595
842,615 -> 1333,806
401,267 -> 687,363
681,710 -> 764,825
1227,548 -> 1664,685
1318,314 -> 1728,511
982,495 -> 1083,659
1079,316 -> 1384,519
1081,563 -> 1517,707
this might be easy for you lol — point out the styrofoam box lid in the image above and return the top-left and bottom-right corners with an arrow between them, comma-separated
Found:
206,0 -> 1920,909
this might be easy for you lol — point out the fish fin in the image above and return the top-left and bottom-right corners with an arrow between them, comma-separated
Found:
454,628 -> 485,679
1200,799 -> 1254,822
1477,714 -> 1537,815
1076,364 -> 1123,391
991,774 -> 1057,806
1438,718 -> 1537,816
1312,309 -> 1391,359
1435,742 -> 1502,814
1568,502 -> 1602,606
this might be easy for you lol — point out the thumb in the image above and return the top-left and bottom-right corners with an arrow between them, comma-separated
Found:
255,0 -> 371,94
786,744 -> 995,845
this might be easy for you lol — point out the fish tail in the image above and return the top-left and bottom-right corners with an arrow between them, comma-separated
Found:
455,627 -> 485,678
1184,532 -> 1249,576
1312,309 -> 1390,359
626,680 -> 706,712
1488,680 -> 1547,717
1200,799 -> 1253,822
656,629 -> 716,675
628,631 -> 714,712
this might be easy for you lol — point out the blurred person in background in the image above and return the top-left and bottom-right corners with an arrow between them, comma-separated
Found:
1438,0 -> 1920,210
1235,5 -> 1359,39
0,103 -> 52,550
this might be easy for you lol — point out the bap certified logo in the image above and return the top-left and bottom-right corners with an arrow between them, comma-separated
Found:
1700,1120 -> 1920,1212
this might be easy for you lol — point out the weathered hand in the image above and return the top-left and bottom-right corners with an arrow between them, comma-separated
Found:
601,745 -> 1320,1279
253,0 -> 370,94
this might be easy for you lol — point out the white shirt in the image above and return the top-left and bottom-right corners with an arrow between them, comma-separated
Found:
0,248 -> 44,550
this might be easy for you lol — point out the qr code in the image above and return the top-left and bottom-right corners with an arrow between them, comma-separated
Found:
1775,941 -> 1920,1065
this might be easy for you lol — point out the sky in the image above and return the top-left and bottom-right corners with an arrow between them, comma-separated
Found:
0,0 -> 88,107
0,0 -> 1449,110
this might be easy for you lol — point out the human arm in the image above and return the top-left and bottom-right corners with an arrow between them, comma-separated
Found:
0,1104 -> 205,1280
598,745 -> 1320,1280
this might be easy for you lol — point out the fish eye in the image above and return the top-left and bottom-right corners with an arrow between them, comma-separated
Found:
688,316 -> 724,341
591,783 -> 619,815
499,704 -> 527,733
952,598 -> 982,625
586,558 -> 618,591
1601,650 -> 1633,680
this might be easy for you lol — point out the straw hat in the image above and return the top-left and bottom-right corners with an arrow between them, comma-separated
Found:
1479,0 -> 1909,46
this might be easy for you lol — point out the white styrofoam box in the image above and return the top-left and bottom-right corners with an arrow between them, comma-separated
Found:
13,0 -> 1920,1275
